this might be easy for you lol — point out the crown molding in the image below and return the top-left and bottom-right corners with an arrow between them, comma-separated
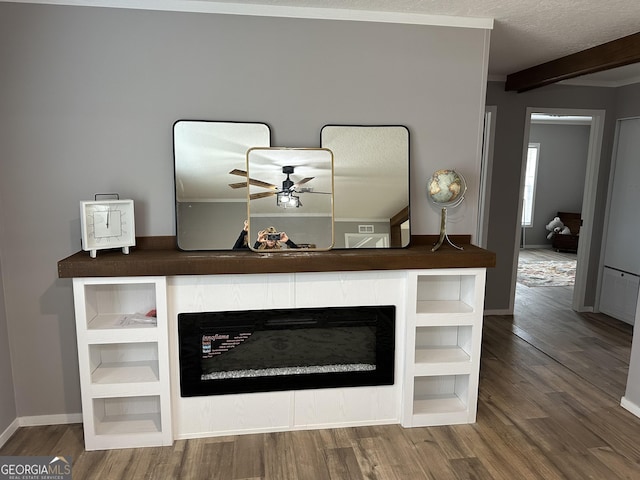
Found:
0,0 -> 493,29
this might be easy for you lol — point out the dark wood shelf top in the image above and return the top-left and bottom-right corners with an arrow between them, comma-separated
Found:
58,235 -> 496,278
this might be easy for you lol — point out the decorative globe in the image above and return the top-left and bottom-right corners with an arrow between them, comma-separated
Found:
428,169 -> 466,207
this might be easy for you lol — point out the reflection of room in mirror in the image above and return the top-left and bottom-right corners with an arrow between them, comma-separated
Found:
345,233 -> 390,248
321,125 -> 410,248
173,121 -> 411,251
247,148 -> 334,252
173,120 -> 270,250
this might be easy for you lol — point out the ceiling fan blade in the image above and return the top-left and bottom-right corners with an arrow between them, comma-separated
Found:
229,169 -> 248,177
249,179 -> 278,189
228,169 -> 277,190
294,177 -> 314,187
250,191 -> 277,200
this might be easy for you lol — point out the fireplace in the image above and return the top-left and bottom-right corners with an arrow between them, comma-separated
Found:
178,305 -> 395,397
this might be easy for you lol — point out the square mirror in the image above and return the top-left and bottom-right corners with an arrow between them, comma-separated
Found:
246,148 -> 334,252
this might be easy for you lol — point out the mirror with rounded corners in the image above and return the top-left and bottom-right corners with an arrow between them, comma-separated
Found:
321,125 -> 410,248
173,121 -> 410,250
173,120 -> 270,250
245,147 -> 334,252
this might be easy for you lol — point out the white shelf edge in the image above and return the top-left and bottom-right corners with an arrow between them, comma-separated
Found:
416,300 -> 474,315
88,313 -> 158,330
90,384 -> 162,398
93,412 -> 162,436
412,347 -> 473,376
85,431 -> 173,451
412,394 -> 468,415
415,346 -> 471,364
413,315 -> 477,327
412,364 -> 473,377
91,360 -> 160,385
408,410 -> 472,427
86,329 -> 159,344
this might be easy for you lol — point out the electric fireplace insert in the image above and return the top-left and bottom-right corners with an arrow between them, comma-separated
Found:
178,305 -> 395,397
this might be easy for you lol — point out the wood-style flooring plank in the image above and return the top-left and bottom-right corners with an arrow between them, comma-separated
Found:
403,428 -> 459,479
262,432 -> 300,480
449,457 -> 496,480
324,446 -> 365,480
232,434 -> 264,480
287,430 -> 331,480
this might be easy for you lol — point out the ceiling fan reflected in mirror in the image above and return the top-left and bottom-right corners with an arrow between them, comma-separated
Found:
229,165 -> 328,208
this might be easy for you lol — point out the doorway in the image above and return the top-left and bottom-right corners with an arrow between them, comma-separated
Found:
509,108 -> 605,313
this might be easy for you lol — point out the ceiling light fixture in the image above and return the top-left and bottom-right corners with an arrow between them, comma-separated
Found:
276,191 -> 300,208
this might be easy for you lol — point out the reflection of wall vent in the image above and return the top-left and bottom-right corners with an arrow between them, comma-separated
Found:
358,225 -> 374,234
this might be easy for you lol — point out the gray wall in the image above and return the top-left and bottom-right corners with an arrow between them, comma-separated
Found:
0,3 -> 489,423
177,202 -> 247,250
525,123 -> 590,246
485,81 -> 618,311
615,83 -> 640,118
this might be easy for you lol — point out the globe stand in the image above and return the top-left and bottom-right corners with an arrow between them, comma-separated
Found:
432,207 -> 464,252
428,169 -> 467,252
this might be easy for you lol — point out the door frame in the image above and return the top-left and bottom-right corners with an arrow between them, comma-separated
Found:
508,107 -> 606,313
477,106 -> 497,249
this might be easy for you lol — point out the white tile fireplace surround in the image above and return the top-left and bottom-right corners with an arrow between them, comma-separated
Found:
61,238 -> 493,450
168,271 -> 406,440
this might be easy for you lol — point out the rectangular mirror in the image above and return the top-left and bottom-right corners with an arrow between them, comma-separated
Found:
246,148 -> 334,251
173,120 -> 271,250
321,125 -> 410,248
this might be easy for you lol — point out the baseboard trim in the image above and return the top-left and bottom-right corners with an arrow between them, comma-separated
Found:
0,418 -> 20,449
18,413 -> 83,427
0,414 -> 83,448
621,396 -> 640,418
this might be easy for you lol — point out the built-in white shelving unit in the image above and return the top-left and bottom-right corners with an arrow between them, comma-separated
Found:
402,269 -> 486,427
67,266 -> 490,446
72,277 -> 172,450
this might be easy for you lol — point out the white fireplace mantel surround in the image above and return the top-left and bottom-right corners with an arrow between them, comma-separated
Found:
60,238 -> 494,449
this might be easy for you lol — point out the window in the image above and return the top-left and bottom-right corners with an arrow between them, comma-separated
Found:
522,143 -> 540,227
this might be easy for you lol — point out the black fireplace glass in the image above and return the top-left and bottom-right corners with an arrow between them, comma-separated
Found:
178,305 -> 395,396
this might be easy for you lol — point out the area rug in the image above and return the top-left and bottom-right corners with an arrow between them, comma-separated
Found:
517,260 -> 576,287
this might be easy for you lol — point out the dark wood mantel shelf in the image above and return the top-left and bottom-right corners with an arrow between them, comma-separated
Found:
58,235 -> 496,278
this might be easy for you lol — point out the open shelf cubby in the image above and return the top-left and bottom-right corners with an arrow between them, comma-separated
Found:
413,375 -> 469,410
83,282 -> 157,330
415,273 -> 476,315
89,342 -> 160,385
414,325 -> 473,374
92,396 -> 162,436
404,269 -> 485,427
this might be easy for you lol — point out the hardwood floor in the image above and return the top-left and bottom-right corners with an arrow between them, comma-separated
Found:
516,248 -> 631,398
2,267 -> 638,479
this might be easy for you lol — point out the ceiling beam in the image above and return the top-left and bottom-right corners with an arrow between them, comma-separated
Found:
505,31 -> 640,92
